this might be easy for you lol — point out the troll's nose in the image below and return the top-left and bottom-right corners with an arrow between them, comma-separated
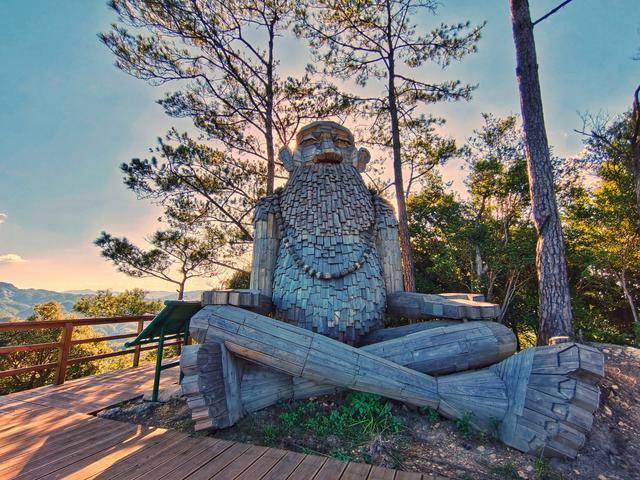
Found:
314,138 -> 342,163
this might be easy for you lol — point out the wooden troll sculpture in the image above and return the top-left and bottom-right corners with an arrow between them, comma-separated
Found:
181,121 -> 603,459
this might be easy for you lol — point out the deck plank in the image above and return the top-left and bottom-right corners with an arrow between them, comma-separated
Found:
313,458 -> 348,480
0,364 -> 421,480
288,454 -> 328,480
341,462 -> 373,480
394,471 -> 423,480
234,447 -> 288,480
367,465 -> 397,479
260,450 -> 307,480
160,439 -> 236,480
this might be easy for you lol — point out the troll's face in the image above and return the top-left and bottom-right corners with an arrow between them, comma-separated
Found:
279,121 -> 370,173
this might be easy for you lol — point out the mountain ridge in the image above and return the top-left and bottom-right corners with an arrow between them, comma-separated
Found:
0,282 -> 204,320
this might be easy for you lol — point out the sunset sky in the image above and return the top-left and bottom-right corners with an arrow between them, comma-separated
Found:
0,0 -> 638,294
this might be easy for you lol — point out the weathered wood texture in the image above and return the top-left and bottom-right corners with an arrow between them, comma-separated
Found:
181,341 -> 244,431
1,362 -> 179,414
509,0 -> 574,344
360,320 -> 459,345
386,292 -> 500,320
238,320 -> 517,412
246,121 -> 463,344
190,306 -> 439,408
249,201 -> 280,298
190,306 -> 603,459
270,162 -> 387,344
374,196 -> 404,294
0,404 -> 411,479
202,289 -> 273,315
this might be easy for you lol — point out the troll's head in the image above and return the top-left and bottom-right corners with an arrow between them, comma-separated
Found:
279,121 -> 370,173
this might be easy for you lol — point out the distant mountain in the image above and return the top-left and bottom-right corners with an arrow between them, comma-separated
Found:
0,282 -> 86,321
0,282 -> 204,321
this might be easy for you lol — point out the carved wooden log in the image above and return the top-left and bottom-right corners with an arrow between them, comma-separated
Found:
239,320 -> 517,411
186,305 -> 603,458
359,320 -> 460,345
386,291 -> 500,320
180,341 -> 243,431
201,289 -> 273,315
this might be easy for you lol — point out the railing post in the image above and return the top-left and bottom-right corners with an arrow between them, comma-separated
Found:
152,326 -> 165,402
133,319 -> 144,368
179,319 -> 191,383
55,322 -> 73,385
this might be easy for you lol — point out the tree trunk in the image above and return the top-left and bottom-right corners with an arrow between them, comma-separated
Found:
619,271 -> 639,342
386,10 -> 415,292
264,26 -> 276,195
177,281 -> 186,301
509,0 -> 573,346
630,85 -> 640,228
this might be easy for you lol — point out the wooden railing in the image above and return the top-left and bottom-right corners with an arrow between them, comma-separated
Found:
0,315 -> 183,385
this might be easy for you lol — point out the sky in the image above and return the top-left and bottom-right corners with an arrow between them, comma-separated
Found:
0,0 -> 638,293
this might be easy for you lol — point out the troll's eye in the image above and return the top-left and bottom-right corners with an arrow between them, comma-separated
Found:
335,138 -> 351,148
300,136 -> 317,146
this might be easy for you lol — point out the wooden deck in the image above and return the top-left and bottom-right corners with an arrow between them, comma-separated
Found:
0,366 -> 433,480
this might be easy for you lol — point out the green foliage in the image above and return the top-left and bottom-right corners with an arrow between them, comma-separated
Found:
261,423 -> 280,446
409,115 -> 539,345
453,411 -> 474,439
262,393 -> 404,460
564,159 -> 640,345
224,270 -> 251,290
420,405 -> 440,423
487,461 -> 519,479
73,289 -> 162,317
95,211 -> 231,299
102,0 -> 352,257
534,450 -> 552,479
0,301 -> 120,395
406,110 -> 640,347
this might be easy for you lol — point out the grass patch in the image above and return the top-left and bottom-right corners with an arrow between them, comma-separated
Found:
453,411 -> 474,439
258,392 -> 405,462
420,405 -> 440,423
488,461 -> 519,479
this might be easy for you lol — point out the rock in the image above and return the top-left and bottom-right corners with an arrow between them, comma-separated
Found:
98,407 -> 123,419
476,445 -> 485,453
128,402 -> 157,416
143,384 -> 183,403
597,475 -> 608,480
517,470 -> 527,479
604,405 -> 613,416
525,465 -> 533,472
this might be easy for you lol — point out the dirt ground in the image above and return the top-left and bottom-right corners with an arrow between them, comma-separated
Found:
97,343 -> 639,480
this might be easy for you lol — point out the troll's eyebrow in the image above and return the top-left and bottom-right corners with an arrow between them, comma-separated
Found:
299,134 -> 317,144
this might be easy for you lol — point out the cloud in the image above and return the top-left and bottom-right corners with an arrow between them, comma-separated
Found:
0,253 -> 26,263
0,213 -> 6,225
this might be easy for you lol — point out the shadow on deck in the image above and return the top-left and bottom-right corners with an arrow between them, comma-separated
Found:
0,365 -> 431,479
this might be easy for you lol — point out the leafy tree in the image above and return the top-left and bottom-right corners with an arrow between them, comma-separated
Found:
578,90 -> 640,228
0,302 -> 113,395
73,289 -> 162,317
409,115 -> 539,347
461,115 -> 536,325
297,0 -> 483,292
123,132 -> 264,243
96,215 -> 235,299
224,269 -> 251,290
101,0 -> 351,247
565,161 -> 640,344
